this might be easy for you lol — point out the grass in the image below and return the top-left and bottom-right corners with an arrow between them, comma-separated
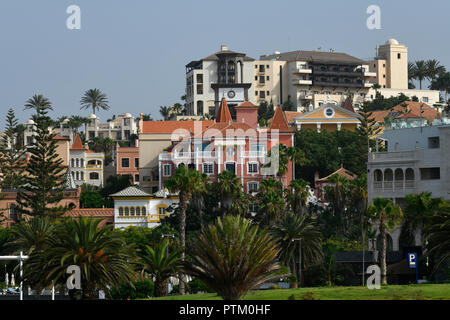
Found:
150,283 -> 450,300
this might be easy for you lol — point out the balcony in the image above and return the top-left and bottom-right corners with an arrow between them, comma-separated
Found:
241,151 -> 267,159
292,79 -> 312,85
370,151 -> 416,163
86,164 -> 102,169
364,71 -> 377,77
294,67 -> 312,74
159,151 -> 218,161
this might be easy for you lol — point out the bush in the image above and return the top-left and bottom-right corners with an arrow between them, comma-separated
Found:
302,291 -> 319,300
110,280 -> 154,299
186,278 -> 213,294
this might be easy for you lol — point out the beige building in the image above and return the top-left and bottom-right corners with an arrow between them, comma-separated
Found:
253,59 -> 288,106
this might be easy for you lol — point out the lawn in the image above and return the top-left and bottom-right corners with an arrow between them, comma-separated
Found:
151,283 -> 450,300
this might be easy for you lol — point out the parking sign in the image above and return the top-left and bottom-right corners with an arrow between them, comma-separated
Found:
408,253 -> 417,268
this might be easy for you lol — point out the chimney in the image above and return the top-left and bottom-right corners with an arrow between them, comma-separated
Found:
221,44 -> 228,51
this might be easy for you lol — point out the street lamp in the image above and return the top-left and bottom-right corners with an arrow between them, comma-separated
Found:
292,238 -> 302,287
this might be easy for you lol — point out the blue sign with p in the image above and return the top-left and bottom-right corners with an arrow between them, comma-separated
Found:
408,253 -> 417,269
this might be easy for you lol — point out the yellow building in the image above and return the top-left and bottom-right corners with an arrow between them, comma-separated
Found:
294,101 -> 361,132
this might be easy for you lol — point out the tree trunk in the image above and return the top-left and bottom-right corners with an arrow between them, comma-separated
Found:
154,278 -> 167,297
179,193 -> 186,295
289,262 -> 298,289
380,218 -> 387,285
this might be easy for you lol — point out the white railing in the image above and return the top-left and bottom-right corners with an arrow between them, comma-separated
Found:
371,151 -> 416,161
241,151 -> 267,158
159,151 -> 218,161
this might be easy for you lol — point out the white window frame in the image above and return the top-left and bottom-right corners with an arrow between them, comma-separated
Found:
224,161 -> 237,174
247,162 -> 259,174
247,181 -> 259,194
162,164 -> 172,177
202,162 -> 214,175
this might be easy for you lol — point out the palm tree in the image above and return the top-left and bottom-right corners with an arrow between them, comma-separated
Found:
80,89 -> 110,115
408,63 -> 417,89
423,201 -> 450,275
271,213 -> 323,288
183,215 -> 280,300
368,198 -> 403,284
256,178 -> 285,226
400,192 -> 441,247
171,103 -> 183,115
324,174 -> 349,238
430,72 -> 450,104
284,179 -> 310,215
20,217 -> 137,299
411,60 -> 428,89
141,239 -> 181,297
24,94 -> 53,112
8,216 -> 55,254
164,165 -> 207,295
214,170 -> 242,213
159,106 -> 170,120
426,59 -> 446,82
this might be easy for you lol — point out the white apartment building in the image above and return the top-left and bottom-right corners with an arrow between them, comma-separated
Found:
367,124 -> 450,250
258,49 -> 376,111
185,45 -> 255,117
85,113 -> 138,141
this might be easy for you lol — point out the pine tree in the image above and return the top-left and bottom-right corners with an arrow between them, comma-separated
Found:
357,103 -> 382,153
0,108 -> 27,190
16,95 -> 69,220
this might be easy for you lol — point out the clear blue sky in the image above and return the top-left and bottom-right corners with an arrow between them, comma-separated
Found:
0,0 -> 448,127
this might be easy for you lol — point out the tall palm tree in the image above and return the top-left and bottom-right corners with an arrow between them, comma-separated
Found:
24,94 -> 53,113
271,213 -> 323,288
426,59 -> 446,82
284,179 -> 310,215
411,60 -> 428,89
368,198 -> 403,284
256,178 -> 285,227
159,106 -> 170,120
408,63 -> 417,89
141,239 -> 181,297
184,215 -> 280,300
214,170 -> 242,213
164,165 -> 207,295
80,89 -> 110,115
400,192 -> 441,247
20,217 -> 137,299
430,72 -> 450,104
423,201 -> 450,275
324,174 -> 349,238
8,216 -> 55,254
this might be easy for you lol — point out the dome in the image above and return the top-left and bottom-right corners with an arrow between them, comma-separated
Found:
124,113 -> 132,118
26,119 -> 35,125
386,38 -> 399,45
62,118 -> 70,124
89,114 -> 97,119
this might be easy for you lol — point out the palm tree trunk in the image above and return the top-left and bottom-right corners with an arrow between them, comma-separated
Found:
290,262 -> 298,289
154,278 -> 167,297
179,193 -> 186,295
380,219 -> 387,285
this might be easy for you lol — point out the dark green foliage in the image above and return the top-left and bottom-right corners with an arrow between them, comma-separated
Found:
99,174 -> 133,207
80,184 -> 106,208
258,100 -> 274,126
80,88 -> 110,115
110,279 -> 154,299
361,92 -> 411,111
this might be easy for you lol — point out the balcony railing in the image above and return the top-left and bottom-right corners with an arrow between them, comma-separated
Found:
242,151 -> 267,158
370,151 -> 416,162
159,151 -> 218,161
86,164 -> 102,169
373,180 -> 415,191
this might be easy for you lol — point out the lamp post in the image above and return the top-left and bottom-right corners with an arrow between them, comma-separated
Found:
292,238 -> 302,287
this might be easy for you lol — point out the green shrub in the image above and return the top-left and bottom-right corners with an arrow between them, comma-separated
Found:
110,279 -> 154,299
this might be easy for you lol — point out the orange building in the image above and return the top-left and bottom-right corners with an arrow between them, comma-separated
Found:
116,143 -> 140,185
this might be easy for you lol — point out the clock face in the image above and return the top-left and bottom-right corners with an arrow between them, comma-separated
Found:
227,90 -> 236,99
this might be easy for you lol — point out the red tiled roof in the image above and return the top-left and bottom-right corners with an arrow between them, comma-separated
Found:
370,101 -> 440,123
216,97 -> 233,123
141,120 -> 214,134
341,97 -> 355,113
235,101 -> 259,109
284,111 -> 303,125
53,135 -> 70,141
64,208 -> 114,217
269,106 -> 294,132
316,166 -> 357,182
70,134 -> 85,151
370,110 -> 390,123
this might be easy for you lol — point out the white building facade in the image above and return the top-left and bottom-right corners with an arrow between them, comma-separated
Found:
85,113 -> 138,141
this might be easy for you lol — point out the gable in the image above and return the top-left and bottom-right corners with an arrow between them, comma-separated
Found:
296,104 -> 359,122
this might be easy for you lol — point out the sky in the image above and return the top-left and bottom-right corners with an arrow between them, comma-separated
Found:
0,0 -> 449,128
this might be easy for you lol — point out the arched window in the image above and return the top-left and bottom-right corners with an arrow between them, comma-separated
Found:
141,207 -> 146,216
89,172 -> 99,180
124,207 -> 129,216
80,171 -> 84,181
405,168 -> 415,180
197,101 -> 204,115
76,158 -> 79,167
136,207 -> 141,216
71,158 -> 75,167
119,207 -> 124,216
130,207 -> 135,216
76,171 -> 79,180
80,159 -> 84,167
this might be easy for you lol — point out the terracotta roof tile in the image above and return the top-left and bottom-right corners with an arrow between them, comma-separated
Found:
216,97 -> 233,123
341,97 -> 355,113
269,106 -> 294,132
317,166 -> 357,182
235,101 -> 259,109
64,208 -> 114,217
70,134 -> 85,151
284,111 -> 303,125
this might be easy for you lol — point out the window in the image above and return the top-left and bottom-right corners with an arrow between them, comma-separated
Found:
158,207 -> 166,216
143,176 -> 151,182
248,182 -> 259,193
249,202 -> 258,214
226,147 -> 235,157
124,207 -> 129,216
428,137 -> 440,149
324,107 -> 334,118
225,162 -> 236,174
71,159 -> 75,167
203,163 -> 214,175
248,162 -> 258,174
259,76 -> 265,84
255,91 -> 258,96
209,106 -> 215,115
142,207 -> 146,216
119,207 -> 124,216
255,64 -> 258,69
89,172 -> 99,180
135,207 -> 140,216
383,74 -> 386,78
152,171 -> 159,181
121,158 -> 130,168
259,65 -> 265,72
135,158 -> 139,168
196,74 -> 203,84
266,65 -> 269,69
266,76 -> 270,81
420,168 -> 440,180
9,204 -> 17,221
134,174 -> 140,183
397,53 -> 401,59
267,91 -> 270,96
260,91 -> 266,98
422,97 -> 429,102
163,164 -> 172,177
130,207 -> 135,216
255,76 -> 258,81
80,171 -> 84,181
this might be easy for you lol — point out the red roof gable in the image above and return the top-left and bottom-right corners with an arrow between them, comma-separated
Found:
341,97 -> 355,113
235,101 -> 259,109
70,134 -> 85,151
269,106 -> 294,132
216,97 -> 233,123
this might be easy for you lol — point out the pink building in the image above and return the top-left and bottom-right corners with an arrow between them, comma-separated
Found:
116,143 -> 140,185
158,98 -> 295,194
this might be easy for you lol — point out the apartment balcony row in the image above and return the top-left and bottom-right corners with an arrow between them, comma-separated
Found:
159,150 -> 267,161
372,180 -> 415,192
313,80 -> 365,88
